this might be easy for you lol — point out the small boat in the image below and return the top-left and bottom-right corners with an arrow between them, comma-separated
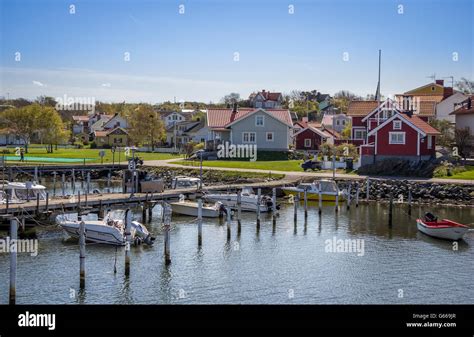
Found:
0,181 -> 47,204
170,196 -> 226,218
58,212 -> 155,246
171,176 -> 203,189
417,213 -> 469,241
203,187 -> 276,212
282,179 -> 345,201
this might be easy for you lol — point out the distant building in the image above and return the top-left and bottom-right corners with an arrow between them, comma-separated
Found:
248,90 -> 283,109
161,111 -> 193,127
450,96 -> 474,154
93,127 -> 129,147
321,113 -> 350,133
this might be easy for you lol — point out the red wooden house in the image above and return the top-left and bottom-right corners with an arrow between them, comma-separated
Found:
294,125 -> 334,151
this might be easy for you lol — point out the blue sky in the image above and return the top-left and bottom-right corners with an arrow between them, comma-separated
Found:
0,0 -> 472,103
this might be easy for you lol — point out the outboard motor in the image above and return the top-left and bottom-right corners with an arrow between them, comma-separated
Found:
424,212 -> 437,222
217,202 -> 227,217
131,221 -> 155,245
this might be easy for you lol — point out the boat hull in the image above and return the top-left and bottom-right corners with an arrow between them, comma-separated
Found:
416,220 -> 469,240
60,221 -> 126,245
282,189 -> 345,201
204,195 -> 271,212
170,202 -> 221,218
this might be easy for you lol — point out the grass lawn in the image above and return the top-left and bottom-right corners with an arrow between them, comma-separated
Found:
2,147 -> 182,164
176,159 -> 357,174
448,166 -> 474,180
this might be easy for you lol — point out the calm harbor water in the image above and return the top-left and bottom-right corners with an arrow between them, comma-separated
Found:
0,202 -> 473,304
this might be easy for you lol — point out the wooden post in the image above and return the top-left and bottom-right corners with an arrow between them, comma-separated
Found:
142,205 -> 147,223
45,192 -> 49,211
124,209 -> 131,276
237,190 -> 242,234
5,195 -> 9,214
148,203 -> 153,223
81,170 -> 84,189
79,219 -> 86,289
34,166 -> 38,182
36,193 -> 40,215
318,182 -> 322,215
71,169 -> 75,195
98,200 -> 103,219
52,172 -> 57,197
226,206 -> 231,241
61,173 -> 65,197
294,194 -> 299,222
85,190 -> 88,207
355,183 -> 360,207
77,191 -> 81,210
304,189 -> 308,218
134,170 -> 139,194
107,170 -> 111,193
347,183 -> 351,210
366,178 -> 370,201
408,187 -> 412,216
163,204 -> 171,265
122,171 -> 126,194
256,188 -> 261,229
335,183 -> 339,213
9,218 -> 17,305
86,172 -> 91,195
197,199 -> 202,246
388,193 -> 393,227
272,187 -> 277,214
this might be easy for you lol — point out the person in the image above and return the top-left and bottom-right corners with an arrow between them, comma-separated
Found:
19,148 -> 25,162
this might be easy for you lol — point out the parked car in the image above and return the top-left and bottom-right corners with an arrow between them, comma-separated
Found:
301,159 -> 322,171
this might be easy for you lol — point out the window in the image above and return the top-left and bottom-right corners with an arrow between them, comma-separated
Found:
172,115 -> 177,120
255,115 -> 264,126
427,135 -> 432,149
304,139 -> 311,147
393,120 -> 402,130
389,132 -> 405,144
336,120 -> 340,126
354,129 -> 366,140
242,132 -> 256,143
342,120 -> 346,125
266,132 -> 274,142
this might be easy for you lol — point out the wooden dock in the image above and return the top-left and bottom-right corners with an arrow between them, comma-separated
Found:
0,176 -> 299,218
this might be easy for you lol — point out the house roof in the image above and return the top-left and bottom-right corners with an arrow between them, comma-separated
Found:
322,127 -> 341,139
368,113 -> 440,137
347,100 -> 379,116
94,127 -> 128,137
403,83 -> 444,95
450,97 -> 474,115
207,108 -> 292,129
249,90 -> 282,101
294,125 -> 333,138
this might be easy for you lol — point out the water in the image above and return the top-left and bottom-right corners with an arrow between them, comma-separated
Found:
0,202 -> 473,304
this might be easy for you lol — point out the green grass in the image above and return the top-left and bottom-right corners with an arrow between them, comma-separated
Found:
2,147 -> 182,164
448,166 -> 474,180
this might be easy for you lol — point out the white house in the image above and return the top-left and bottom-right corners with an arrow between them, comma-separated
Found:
248,90 -> 283,109
162,111 -> 190,127
435,92 -> 468,124
321,113 -> 351,133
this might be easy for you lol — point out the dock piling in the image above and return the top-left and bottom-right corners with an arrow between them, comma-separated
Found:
335,184 -> 339,213
124,209 -> 131,276
272,188 -> 277,225
72,169 -> 76,194
347,183 -> 351,210
45,192 -> 49,211
79,219 -> 86,289
388,193 -> 393,227
52,172 -> 57,197
36,194 -> 40,215
294,194 -> 299,222
256,188 -> 261,229
107,170 -> 111,193
366,178 -> 370,201
197,199 -> 203,246
61,173 -> 65,197
34,166 -> 38,182
318,182 -> 322,215
86,172 -> 91,195
226,206 -> 231,241
163,204 -> 172,265
9,218 -> 17,305
304,189 -> 308,218
408,187 -> 412,216
355,183 -> 360,207
237,191 -> 242,234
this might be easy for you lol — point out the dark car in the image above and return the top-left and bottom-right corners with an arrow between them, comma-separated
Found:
301,159 -> 322,171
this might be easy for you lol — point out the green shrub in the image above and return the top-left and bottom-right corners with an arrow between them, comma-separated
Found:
90,142 -> 97,149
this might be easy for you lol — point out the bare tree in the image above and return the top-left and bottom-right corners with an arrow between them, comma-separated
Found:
454,127 -> 471,159
455,78 -> 474,94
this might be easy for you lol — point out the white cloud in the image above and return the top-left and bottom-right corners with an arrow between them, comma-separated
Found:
101,83 -> 111,87
32,80 -> 44,87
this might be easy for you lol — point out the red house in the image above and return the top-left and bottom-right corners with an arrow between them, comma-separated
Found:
294,125 -> 334,151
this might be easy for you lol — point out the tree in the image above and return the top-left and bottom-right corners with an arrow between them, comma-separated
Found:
221,93 -> 241,105
283,90 -> 320,119
35,95 -> 58,107
429,119 -> 453,148
127,104 -> 165,150
454,127 -> 471,159
455,78 -> 474,94
331,90 -> 362,115
341,121 -> 352,139
35,106 -> 69,152
0,105 -> 39,152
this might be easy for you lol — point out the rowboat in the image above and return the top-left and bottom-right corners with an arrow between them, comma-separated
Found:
416,213 -> 469,241
282,179 -> 345,201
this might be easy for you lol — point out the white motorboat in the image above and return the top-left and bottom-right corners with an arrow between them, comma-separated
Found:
170,197 -> 226,218
0,181 -> 47,204
171,176 -> 203,189
203,187 -> 275,212
58,212 -> 155,246
417,213 -> 470,241
282,179 -> 346,201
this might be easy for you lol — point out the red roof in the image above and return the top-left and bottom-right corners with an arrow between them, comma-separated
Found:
250,90 -> 282,101
398,113 -> 441,135
207,108 -> 292,129
347,100 -> 379,116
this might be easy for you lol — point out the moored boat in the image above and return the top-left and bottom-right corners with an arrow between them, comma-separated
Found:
170,198 -> 226,218
0,181 -> 47,204
203,187 -> 276,212
282,179 -> 345,201
416,213 -> 469,241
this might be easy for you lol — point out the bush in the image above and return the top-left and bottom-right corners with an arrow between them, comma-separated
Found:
335,143 -> 359,160
90,142 -> 97,149
1,149 -> 11,154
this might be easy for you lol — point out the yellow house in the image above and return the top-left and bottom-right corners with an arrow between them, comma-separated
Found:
93,127 -> 128,147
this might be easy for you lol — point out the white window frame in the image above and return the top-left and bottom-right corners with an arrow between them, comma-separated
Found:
427,135 -> 432,149
242,132 -> 256,143
393,120 -> 402,130
389,132 -> 405,145
266,132 -> 274,142
354,129 -> 366,140
255,115 -> 265,127
304,138 -> 311,147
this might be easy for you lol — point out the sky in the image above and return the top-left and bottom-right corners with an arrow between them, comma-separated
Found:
0,0 -> 473,103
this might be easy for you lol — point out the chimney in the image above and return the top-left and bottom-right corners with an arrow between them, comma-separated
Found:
435,79 -> 444,86
232,102 -> 238,113
443,87 -> 453,99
